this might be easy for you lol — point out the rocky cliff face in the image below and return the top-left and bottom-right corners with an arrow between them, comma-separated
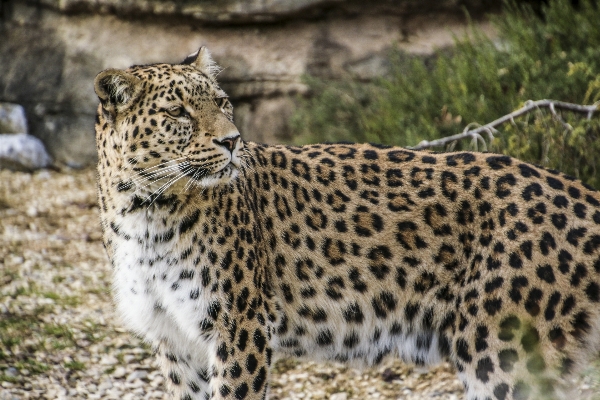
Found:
34,0 -> 495,23
0,0 -> 497,167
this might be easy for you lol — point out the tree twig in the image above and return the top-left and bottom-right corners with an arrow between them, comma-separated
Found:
408,99 -> 600,150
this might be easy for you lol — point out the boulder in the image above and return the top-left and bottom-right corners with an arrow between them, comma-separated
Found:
0,102 -> 51,171
0,133 -> 52,171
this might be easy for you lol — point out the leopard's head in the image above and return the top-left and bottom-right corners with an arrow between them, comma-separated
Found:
94,47 -> 243,195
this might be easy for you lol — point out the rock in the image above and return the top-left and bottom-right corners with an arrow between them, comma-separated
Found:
0,0 -> 498,167
35,0 -> 495,23
126,370 -> 148,382
0,133 -> 52,171
26,206 -> 38,218
347,55 -> 390,80
381,367 -> 401,382
100,355 -> 119,365
234,97 -> 296,144
38,0 -> 339,23
112,367 -> 127,379
0,103 -> 28,134
97,379 -> 113,391
330,392 -> 348,400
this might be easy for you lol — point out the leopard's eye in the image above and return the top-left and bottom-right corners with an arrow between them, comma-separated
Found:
215,97 -> 229,111
166,106 -> 187,118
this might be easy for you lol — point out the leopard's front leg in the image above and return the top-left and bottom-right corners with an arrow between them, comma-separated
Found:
209,320 -> 271,400
158,319 -> 272,399
157,339 -> 213,400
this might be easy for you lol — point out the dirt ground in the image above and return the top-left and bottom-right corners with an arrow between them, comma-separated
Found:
1,168 -> 600,399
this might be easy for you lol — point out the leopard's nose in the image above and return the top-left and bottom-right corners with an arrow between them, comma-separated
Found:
214,135 -> 240,153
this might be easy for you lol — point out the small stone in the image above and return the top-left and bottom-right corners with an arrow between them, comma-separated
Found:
100,355 -> 119,365
26,206 -> 38,217
98,379 -> 113,391
329,393 -> 348,400
126,370 -> 148,382
381,367 -> 401,382
123,354 -> 135,363
112,366 -> 127,378
86,383 -> 98,392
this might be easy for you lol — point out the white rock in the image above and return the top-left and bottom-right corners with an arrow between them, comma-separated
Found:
330,393 -> 348,400
86,383 -> 98,392
100,355 -> 119,365
123,354 -> 135,363
26,206 -> 38,217
112,366 -> 127,378
126,370 -> 148,382
98,379 -> 113,391
0,133 -> 52,171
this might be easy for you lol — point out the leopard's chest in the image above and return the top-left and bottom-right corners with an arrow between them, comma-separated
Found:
109,212 -> 216,348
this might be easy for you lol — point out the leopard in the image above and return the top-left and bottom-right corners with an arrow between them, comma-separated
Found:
94,47 -> 600,400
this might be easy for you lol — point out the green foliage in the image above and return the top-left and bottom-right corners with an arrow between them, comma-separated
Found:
290,76 -> 381,144
290,0 -> 600,187
64,360 -> 86,371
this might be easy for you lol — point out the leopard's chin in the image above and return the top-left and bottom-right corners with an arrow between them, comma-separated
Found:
186,164 -> 239,188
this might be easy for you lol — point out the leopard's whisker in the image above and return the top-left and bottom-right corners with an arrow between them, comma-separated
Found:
183,168 -> 204,192
133,171 -> 182,194
132,159 -> 191,185
240,158 -> 255,175
146,168 -> 191,206
142,165 -> 192,190
183,167 -> 211,194
123,155 -> 183,179
183,175 -> 195,192
131,156 -> 186,172
132,163 -> 186,186
138,162 -> 190,194
132,156 -> 188,177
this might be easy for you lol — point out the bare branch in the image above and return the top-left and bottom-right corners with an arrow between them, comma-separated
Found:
548,102 -> 572,131
408,99 -> 600,150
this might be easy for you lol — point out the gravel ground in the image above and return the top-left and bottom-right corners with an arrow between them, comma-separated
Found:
1,168 -> 600,400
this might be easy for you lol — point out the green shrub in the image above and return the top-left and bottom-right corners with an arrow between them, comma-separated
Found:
290,0 -> 600,187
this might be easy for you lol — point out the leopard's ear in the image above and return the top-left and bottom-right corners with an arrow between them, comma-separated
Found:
94,69 -> 142,118
182,46 -> 221,78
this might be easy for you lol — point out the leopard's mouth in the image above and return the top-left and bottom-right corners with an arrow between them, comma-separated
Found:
183,162 -> 238,182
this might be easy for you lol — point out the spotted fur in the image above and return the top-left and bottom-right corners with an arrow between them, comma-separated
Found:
95,48 -> 600,400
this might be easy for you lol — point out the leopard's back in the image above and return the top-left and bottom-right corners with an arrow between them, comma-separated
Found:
246,142 -> 600,399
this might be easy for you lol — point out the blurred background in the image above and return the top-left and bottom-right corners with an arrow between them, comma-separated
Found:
1,0 -> 501,168
2,1 -> 600,399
